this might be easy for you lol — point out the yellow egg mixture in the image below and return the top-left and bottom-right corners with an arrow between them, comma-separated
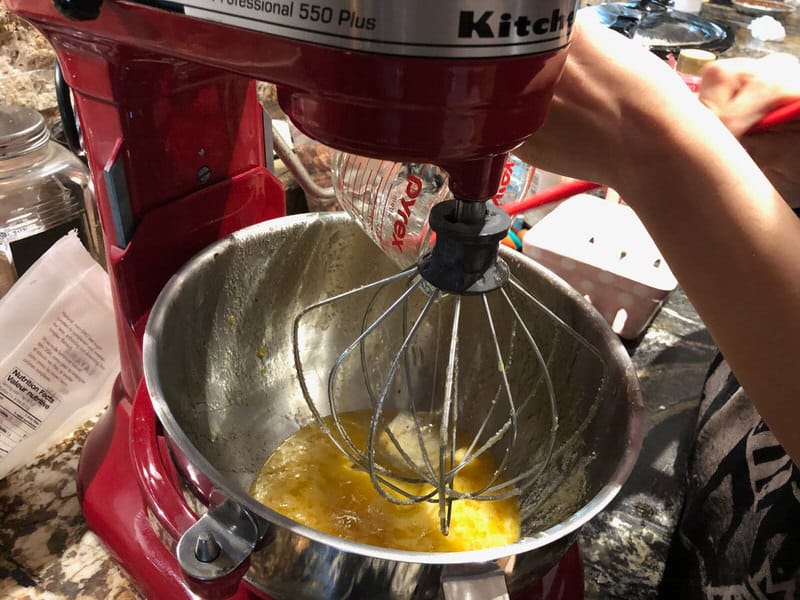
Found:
249,410 -> 520,552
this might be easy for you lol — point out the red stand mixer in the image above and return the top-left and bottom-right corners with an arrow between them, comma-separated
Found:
4,1 -> 617,598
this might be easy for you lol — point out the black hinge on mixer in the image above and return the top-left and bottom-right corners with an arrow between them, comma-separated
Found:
53,0 -> 103,20
53,0 -> 187,21
129,0 -> 186,12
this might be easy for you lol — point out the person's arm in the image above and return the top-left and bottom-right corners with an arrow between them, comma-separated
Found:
518,21 -> 800,465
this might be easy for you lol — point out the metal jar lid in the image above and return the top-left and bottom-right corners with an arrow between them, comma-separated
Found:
0,105 -> 50,160
677,49 -> 717,76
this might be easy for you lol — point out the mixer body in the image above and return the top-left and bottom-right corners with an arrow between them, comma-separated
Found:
2,1 -> 600,597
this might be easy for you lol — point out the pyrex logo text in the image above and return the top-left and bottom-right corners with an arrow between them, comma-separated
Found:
492,159 -> 515,205
391,175 -> 423,251
458,9 -> 575,38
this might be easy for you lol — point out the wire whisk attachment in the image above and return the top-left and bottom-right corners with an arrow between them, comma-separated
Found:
293,200 -> 598,534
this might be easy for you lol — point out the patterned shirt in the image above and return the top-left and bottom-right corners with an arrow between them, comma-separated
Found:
660,353 -> 800,598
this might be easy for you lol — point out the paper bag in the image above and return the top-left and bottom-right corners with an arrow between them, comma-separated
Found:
0,231 -> 118,479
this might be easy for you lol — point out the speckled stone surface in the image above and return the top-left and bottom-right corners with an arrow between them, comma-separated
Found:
0,5 -> 58,118
703,1 -> 800,58
0,418 -> 141,599
580,292 -> 715,599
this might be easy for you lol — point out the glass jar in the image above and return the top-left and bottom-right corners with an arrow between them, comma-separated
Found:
0,105 -> 103,297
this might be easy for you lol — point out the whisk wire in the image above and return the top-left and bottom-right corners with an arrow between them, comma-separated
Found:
437,294 -> 461,534
455,294 -> 519,497
486,285 -> 559,492
509,277 -> 605,363
365,286 -> 442,503
359,280 -> 442,485
433,285 -> 563,501
325,275 -> 425,469
293,265 -> 420,444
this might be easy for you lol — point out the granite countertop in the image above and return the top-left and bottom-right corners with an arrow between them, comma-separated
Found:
580,291 -> 714,598
1,3 -> 798,599
0,422 -> 138,599
703,1 -> 800,57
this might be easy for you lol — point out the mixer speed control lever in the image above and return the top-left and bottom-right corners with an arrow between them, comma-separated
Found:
53,0 -> 102,20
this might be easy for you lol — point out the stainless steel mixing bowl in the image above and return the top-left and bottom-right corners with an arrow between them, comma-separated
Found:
143,212 -> 644,599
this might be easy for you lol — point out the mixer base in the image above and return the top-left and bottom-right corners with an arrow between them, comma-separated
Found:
76,378 -> 585,600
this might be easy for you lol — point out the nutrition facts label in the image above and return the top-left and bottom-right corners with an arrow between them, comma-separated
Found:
0,368 -> 58,457
0,232 -> 118,480
0,311 -> 106,458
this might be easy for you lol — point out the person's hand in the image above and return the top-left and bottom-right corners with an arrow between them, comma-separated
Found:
699,54 -> 800,206
699,54 -> 800,135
